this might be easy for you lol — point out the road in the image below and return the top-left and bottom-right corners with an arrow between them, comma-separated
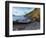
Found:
13,21 -> 40,31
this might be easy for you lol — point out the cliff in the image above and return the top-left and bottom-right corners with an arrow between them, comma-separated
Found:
25,8 -> 40,22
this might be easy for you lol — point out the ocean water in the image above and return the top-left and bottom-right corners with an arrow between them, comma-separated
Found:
13,16 -> 28,21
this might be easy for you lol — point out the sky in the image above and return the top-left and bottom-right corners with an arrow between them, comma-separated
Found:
12,7 -> 34,16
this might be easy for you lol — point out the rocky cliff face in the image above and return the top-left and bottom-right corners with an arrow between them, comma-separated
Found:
25,8 -> 40,22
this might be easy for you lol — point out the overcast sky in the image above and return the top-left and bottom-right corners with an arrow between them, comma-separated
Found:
12,7 -> 34,16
